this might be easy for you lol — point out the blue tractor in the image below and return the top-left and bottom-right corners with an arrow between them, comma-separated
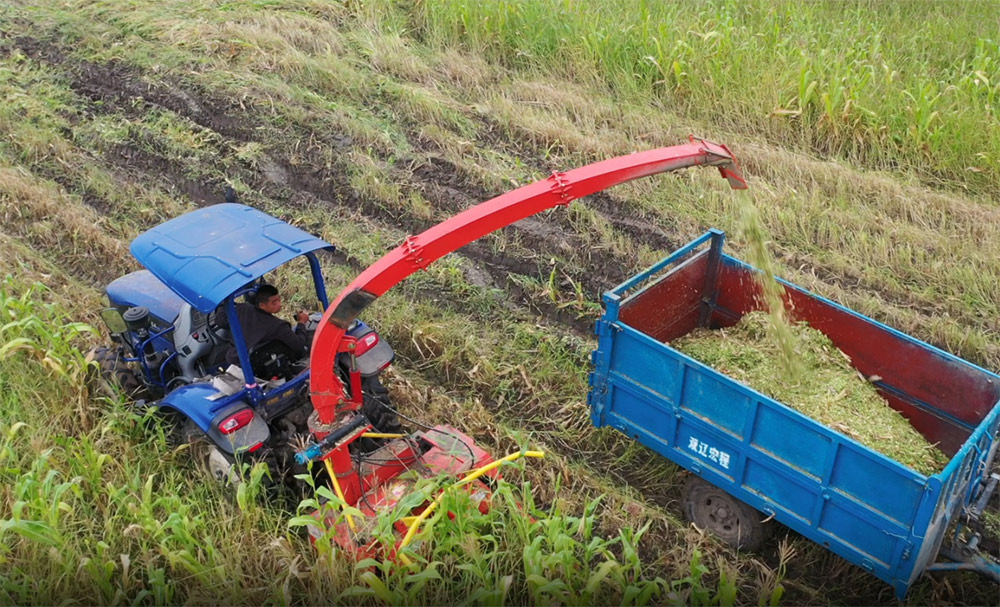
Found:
89,203 -> 399,484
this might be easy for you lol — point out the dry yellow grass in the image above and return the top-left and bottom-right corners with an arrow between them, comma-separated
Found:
1,0 -> 997,603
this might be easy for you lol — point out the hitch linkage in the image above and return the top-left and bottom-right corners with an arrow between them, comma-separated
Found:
295,414 -> 370,464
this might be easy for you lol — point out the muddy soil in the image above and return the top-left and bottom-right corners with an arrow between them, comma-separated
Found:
5,33 -> 993,606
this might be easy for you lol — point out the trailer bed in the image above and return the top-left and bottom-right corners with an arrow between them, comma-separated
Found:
587,230 -> 1000,597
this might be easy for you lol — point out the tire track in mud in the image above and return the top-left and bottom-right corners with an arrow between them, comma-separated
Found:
8,33 -> 700,535
473,117 -> 686,247
7,34 -> 685,335
8,35 -> 978,606
410,153 -> 680,295
15,37 -> 606,335
10,32 -> 993,343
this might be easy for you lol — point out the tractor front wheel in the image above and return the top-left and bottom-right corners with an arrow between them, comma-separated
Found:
682,475 -> 769,551
86,346 -> 144,397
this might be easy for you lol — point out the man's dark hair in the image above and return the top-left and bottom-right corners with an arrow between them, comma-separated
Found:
256,284 -> 279,307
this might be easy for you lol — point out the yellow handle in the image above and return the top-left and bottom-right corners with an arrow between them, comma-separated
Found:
397,450 -> 544,564
324,459 -> 357,532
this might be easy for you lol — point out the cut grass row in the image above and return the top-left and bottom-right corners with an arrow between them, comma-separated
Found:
6,18 -> 1000,373
2,0 -> 999,603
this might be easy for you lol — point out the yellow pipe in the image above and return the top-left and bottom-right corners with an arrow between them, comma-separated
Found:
397,449 -> 544,564
324,459 -> 357,532
361,432 -> 406,439
456,450 -> 544,487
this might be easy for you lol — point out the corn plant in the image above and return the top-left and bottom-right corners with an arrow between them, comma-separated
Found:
405,0 -> 1000,194
289,465 -> 752,606
0,276 -> 96,384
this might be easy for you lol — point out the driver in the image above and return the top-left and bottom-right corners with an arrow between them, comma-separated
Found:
218,284 -> 310,368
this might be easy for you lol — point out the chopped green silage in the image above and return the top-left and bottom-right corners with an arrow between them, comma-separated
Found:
736,193 -> 804,381
671,311 -> 950,476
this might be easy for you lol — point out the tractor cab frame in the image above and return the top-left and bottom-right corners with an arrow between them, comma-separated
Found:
119,202 -> 333,391
96,203 -> 395,463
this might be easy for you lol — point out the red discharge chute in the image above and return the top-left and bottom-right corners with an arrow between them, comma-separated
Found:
310,136 -> 747,424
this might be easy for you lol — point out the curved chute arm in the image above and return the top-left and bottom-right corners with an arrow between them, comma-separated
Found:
310,137 -> 746,423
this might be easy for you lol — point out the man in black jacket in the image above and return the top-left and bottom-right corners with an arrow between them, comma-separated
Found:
219,284 -> 309,370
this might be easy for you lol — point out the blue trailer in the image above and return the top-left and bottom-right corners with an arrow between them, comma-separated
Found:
587,229 -> 1000,598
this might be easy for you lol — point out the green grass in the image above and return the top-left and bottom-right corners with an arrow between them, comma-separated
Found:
0,277 -> 747,604
1,0 -> 999,604
408,0 -> 1000,196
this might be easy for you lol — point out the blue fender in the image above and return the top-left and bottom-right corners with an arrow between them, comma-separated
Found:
160,382 -> 222,430
159,382 -> 269,454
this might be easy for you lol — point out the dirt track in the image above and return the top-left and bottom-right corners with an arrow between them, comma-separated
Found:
6,33 -> 693,330
3,30 -> 997,606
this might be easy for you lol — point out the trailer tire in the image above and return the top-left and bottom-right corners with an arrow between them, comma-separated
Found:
682,475 -> 769,551
86,346 -> 144,397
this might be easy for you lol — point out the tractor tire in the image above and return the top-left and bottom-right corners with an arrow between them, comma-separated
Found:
682,475 -> 770,551
349,375 -> 404,454
360,375 -> 402,435
182,418 -> 241,487
86,346 -> 144,398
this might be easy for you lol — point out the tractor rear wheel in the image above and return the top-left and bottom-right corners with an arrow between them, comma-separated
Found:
682,475 -> 769,551
86,346 -> 144,397
182,419 -> 240,487
360,375 -> 402,434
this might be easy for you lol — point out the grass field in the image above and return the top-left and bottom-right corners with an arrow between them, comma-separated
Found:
1,0 -> 999,604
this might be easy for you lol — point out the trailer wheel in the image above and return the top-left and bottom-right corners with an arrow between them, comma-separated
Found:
86,346 -> 144,397
682,475 -> 768,551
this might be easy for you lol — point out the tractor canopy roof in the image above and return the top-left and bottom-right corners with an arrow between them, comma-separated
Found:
130,203 -> 334,314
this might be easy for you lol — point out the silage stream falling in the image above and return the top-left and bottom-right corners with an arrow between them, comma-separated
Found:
736,191 -> 804,381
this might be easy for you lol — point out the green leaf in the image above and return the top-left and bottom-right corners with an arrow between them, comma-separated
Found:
769,584 -> 784,607
354,558 -> 382,571
405,561 -> 443,585
537,578 -> 568,595
287,515 -> 320,529
584,559 -> 618,595
635,581 -> 663,606
315,485 -> 339,504
0,338 -> 35,358
360,570 -> 396,603
0,518 -> 59,546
